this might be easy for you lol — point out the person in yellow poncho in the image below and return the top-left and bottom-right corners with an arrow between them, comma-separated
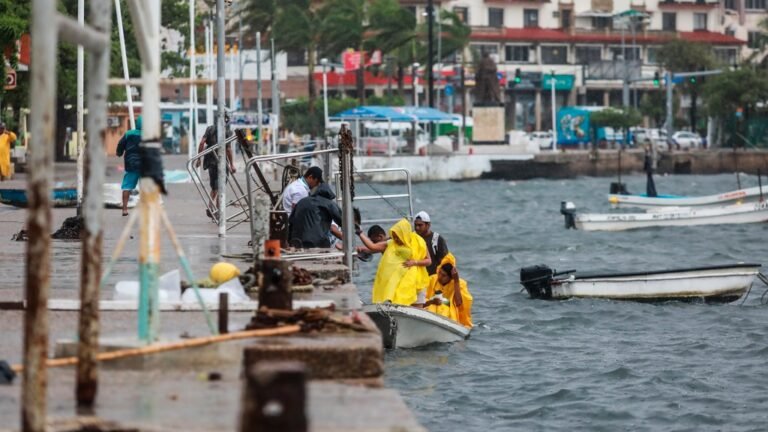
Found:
424,253 -> 473,328
363,218 -> 431,305
0,123 -> 18,181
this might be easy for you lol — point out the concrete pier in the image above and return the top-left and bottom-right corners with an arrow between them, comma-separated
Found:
0,155 -> 425,431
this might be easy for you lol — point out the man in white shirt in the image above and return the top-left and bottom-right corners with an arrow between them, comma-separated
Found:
282,166 -> 324,216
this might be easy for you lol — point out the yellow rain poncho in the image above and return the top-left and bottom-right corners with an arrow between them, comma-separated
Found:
0,130 -> 17,179
371,219 -> 430,305
426,253 -> 473,328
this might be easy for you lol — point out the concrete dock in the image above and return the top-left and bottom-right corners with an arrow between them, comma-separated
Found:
0,155 -> 425,431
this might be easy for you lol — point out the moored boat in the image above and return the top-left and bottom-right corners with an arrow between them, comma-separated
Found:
520,263 -> 762,303
608,186 -> 766,209
363,303 -> 471,349
561,200 -> 768,232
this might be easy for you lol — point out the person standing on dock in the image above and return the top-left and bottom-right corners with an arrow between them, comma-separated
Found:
414,211 -> 449,275
116,117 -> 143,216
196,114 -> 235,218
288,183 -> 343,248
0,122 -> 17,181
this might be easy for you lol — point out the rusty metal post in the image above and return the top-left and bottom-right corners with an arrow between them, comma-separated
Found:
250,192 -> 270,260
137,180 -> 162,342
259,260 -> 292,310
338,126 -> 355,274
239,362 -> 307,432
218,292 -> 229,334
24,1 -> 57,430
76,0 -> 112,407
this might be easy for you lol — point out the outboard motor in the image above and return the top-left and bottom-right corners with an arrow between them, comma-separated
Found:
609,182 -> 629,195
520,265 -> 555,299
560,201 -> 576,229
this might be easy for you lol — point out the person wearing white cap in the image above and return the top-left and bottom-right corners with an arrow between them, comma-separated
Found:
414,211 -> 448,276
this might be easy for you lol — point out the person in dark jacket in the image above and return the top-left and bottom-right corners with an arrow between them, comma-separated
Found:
288,183 -> 343,248
116,116 -> 143,216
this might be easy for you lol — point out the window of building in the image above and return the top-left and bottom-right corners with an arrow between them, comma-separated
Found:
610,46 -> 640,61
561,9 -> 572,29
747,31 -> 762,49
693,13 -> 707,30
745,0 -> 766,9
662,12 -> 676,31
524,9 -> 539,28
488,7 -> 504,28
471,43 -> 499,58
505,45 -> 531,63
724,0 -> 736,9
286,49 -> 306,66
575,46 -> 602,64
453,7 -> 468,24
541,45 -> 568,64
591,16 -> 612,30
646,47 -> 660,64
714,48 -> 737,65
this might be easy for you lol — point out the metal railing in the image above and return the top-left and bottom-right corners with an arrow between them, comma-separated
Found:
335,168 -> 414,226
244,148 -> 341,256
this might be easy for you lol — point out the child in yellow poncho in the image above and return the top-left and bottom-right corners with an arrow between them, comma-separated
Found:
370,218 -> 431,305
425,253 -> 473,328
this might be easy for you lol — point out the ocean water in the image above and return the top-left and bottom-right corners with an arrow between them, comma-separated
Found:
353,174 -> 768,432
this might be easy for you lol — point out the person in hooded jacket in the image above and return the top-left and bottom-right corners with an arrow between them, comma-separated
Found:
288,183 -> 343,248
116,116 -> 143,216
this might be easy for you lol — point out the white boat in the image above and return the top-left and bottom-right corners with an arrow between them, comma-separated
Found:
561,200 -> 768,232
520,263 -> 762,303
363,303 -> 471,349
608,186 -> 766,209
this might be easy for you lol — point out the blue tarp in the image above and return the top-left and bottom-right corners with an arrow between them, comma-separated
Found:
335,106 -> 414,122
397,106 -> 454,122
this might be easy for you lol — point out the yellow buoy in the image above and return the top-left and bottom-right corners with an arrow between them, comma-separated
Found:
608,196 -> 619,204
209,262 -> 241,284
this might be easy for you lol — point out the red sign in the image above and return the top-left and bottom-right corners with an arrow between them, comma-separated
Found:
342,49 -> 382,72
5,68 -> 16,90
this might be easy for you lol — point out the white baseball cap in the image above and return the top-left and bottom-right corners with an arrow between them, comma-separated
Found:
415,211 -> 430,223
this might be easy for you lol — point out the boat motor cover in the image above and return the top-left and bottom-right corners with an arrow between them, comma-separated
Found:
520,265 -> 555,299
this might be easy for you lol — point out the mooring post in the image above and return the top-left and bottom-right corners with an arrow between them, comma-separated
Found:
338,125 -> 356,274
24,1 -> 57,429
76,0 -> 112,407
239,362 -> 307,432
138,180 -> 162,342
259,259 -> 292,310
218,292 -> 229,334
251,192 -> 270,260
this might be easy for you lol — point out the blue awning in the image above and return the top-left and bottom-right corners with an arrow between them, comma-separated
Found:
396,106 -> 454,122
334,106 -> 415,122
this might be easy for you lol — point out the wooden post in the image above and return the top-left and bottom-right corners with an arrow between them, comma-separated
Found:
239,362 -> 307,432
77,0 -> 112,407
24,1 -> 57,429
258,260 -> 292,310
218,292 -> 229,334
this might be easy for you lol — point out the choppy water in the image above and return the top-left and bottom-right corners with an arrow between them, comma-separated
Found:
354,174 -> 768,432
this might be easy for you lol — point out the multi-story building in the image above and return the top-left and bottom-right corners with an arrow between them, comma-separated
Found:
402,0 -> 764,131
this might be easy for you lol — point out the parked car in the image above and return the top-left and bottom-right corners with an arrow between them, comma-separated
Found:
671,131 -> 703,150
637,128 -> 670,150
529,131 -> 554,150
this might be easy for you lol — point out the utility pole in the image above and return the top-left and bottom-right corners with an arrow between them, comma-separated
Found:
256,31 -> 263,154
426,0 -> 434,108
76,0 -> 84,213
551,71 -> 557,152
188,0 -> 197,158
270,38 -> 279,154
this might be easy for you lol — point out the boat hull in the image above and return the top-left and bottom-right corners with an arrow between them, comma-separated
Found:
521,264 -> 761,303
363,304 -> 470,349
608,186 -> 764,209
0,185 -> 138,209
575,201 -> 768,231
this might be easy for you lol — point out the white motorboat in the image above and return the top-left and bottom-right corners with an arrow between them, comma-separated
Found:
520,263 -> 763,303
561,200 -> 768,232
363,303 -> 471,349
608,186 -> 766,209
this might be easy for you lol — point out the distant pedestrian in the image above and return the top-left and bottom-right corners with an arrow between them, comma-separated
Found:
0,122 -> 17,181
195,114 -> 235,218
414,211 -> 449,276
116,117 -> 143,216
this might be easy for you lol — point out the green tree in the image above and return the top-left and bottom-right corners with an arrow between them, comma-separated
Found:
702,67 -> 768,146
590,108 -> 642,147
656,40 -> 715,135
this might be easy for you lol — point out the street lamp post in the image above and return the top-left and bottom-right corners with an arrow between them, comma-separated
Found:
321,58 -> 329,134
551,70 -> 558,152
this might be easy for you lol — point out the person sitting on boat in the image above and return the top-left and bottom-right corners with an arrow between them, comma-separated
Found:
367,219 -> 431,305
414,211 -> 449,276
423,253 -> 473,328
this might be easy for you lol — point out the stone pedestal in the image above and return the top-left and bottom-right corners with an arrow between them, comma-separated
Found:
472,106 -> 506,144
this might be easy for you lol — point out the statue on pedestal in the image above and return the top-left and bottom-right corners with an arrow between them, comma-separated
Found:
473,53 -> 501,107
